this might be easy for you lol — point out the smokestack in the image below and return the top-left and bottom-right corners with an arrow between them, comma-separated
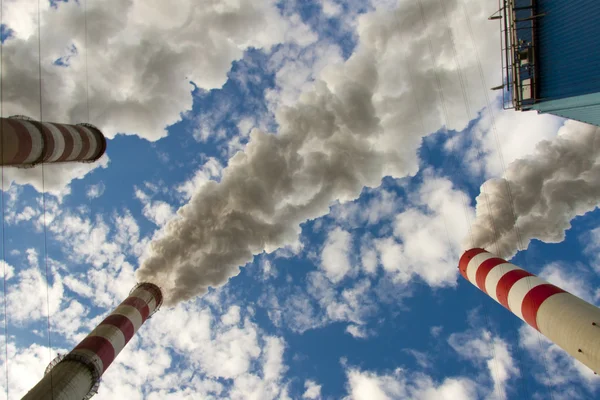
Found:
22,283 -> 162,400
0,116 -> 107,167
459,248 -> 600,373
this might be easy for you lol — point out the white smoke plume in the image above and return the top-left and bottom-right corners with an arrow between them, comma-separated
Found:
136,0 -> 502,305
469,121 -> 600,259
1,0 -> 314,191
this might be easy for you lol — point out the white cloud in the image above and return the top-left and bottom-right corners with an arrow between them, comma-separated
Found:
6,261 -> 64,324
222,305 -> 242,326
331,189 -> 400,228
135,187 -> 176,227
346,324 -> 369,339
0,261 -> 15,281
0,342 -> 66,399
321,227 -> 353,283
538,262 -> 596,304
360,244 -> 378,275
375,175 -> 473,288
344,367 -> 477,400
430,326 -> 443,338
3,154 -> 109,196
448,329 -> 519,400
176,157 -> 223,201
86,182 -> 106,199
322,0 -> 343,17
303,379 -> 322,399
460,105 -> 564,179
266,40 -> 342,111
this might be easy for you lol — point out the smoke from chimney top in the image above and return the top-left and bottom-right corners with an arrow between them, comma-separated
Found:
469,121 -> 600,259
135,0 -> 497,305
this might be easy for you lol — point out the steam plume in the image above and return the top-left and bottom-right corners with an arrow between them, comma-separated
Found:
136,0 -> 498,305
470,121 -> 600,259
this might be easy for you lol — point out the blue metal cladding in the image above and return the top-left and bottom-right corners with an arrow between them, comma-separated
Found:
533,92 -> 600,126
535,0 -> 600,101
546,105 -> 600,127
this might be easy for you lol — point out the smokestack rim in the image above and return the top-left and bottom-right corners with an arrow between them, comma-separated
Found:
77,123 -> 107,162
458,248 -> 488,280
131,282 -> 163,315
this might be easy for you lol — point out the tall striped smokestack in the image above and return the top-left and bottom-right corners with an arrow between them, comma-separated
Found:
23,283 -> 163,400
0,116 -> 107,167
459,248 -> 600,373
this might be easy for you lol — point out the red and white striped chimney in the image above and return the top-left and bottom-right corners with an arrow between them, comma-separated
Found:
23,282 -> 163,400
0,116 -> 107,167
459,248 -> 600,373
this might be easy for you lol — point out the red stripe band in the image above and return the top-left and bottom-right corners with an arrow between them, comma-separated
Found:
7,119 -> 33,164
121,297 -> 150,322
75,335 -> 115,374
521,284 -> 565,331
496,269 -> 533,309
475,257 -> 507,293
458,248 -> 487,281
101,314 -> 135,343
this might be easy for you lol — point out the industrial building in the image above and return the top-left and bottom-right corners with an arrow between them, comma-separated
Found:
495,0 -> 600,126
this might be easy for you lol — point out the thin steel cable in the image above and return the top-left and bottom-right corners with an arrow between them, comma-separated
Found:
37,0 -> 54,397
416,0 -> 450,129
0,0 -> 8,396
84,0 -> 90,123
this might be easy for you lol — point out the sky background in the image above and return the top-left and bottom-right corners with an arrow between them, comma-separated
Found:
1,0 -> 600,399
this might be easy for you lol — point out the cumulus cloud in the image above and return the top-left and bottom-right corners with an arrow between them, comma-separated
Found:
448,327 -> 519,400
374,175 -> 473,287
135,187 -> 176,227
176,157 -> 223,201
321,227 -> 353,283
469,121 -> 600,258
303,379 -> 323,399
343,367 -> 477,400
86,182 -> 105,199
6,251 -> 64,324
136,0 -> 502,305
2,154 -> 109,196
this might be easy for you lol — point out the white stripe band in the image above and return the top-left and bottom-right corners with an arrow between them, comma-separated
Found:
112,305 -> 143,332
19,121 -> 43,163
485,263 -> 520,303
507,276 -> 547,320
79,126 -> 98,159
90,324 -> 126,356
466,252 -> 495,284
64,125 -> 83,161
44,123 -> 65,162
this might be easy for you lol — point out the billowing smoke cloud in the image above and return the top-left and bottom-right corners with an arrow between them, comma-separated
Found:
2,0 -> 314,191
470,121 -> 600,259
136,0 -> 502,305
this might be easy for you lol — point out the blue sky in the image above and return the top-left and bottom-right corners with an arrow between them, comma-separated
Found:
1,0 -> 600,399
